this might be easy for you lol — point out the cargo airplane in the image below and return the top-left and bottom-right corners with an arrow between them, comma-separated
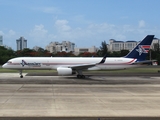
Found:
2,35 -> 155,78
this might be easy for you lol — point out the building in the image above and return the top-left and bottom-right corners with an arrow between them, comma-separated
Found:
3,45 -> 12,50
16,37 -> 27,50
0,35 -> 12,49
46,41 -> 75,53
74,46 -> 98,55
109,39 -> 124,51
109,39 -> 139,52
124,41 -> 139,51
151,38 -> 160,50
33,46 -> 41,51
0,35 -> 3,46
109,38 -> 160,52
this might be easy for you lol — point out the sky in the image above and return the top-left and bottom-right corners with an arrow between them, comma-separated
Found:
0,0 -> 160,50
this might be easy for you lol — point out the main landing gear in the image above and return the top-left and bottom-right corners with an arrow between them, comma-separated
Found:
19,70 -> 23,78
77,74 -> 85,79
77,70 -> 86,79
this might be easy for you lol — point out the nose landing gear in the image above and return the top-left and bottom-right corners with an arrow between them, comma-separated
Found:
19,70 -> 23,78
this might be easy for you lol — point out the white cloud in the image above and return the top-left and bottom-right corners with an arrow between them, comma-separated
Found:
138,20 -> 146,28
3,19 -> 159,50
42,7 -> 61,14
0,29 -> 16,37
0,29 -> 18,50
55,20 -> 71,32
30,24 -> 48,38
33,6 -> 61,14
52,20 -> 128,46
8,30 -> 16,36
72,15 -> 92,25
51,20 -> 139,46
29,24 -> 49,47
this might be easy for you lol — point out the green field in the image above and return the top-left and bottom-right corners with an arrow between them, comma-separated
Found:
0,66 -> 160,74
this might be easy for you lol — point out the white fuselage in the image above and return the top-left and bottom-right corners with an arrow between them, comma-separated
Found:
2,57 -> 138,70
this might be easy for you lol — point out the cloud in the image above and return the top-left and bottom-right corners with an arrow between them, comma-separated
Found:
8,30 -> 16,36
3,19 -> 159,50
0,29 -> 18,50
72,15 -> 92,25
42,7 -> 61,14
0,30 -> 16,37
29,24 -> 50,47
55,20 -> 71,32
138,20 -> 146,28
51,19 -> 160,47
29,24 -> 48,39
33,6 -> 61,14
53,20 -> 126,44
52,20 -> 128,46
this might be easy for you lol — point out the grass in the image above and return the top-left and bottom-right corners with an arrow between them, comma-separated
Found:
0,66 -> 160,73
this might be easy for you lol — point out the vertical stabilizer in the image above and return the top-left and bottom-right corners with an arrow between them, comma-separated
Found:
125,35 -> 154,61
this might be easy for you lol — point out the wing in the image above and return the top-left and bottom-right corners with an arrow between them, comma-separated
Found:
69,63 -> 97,70
69,54 -> 107,70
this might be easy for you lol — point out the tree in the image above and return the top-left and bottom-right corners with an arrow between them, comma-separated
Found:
153,43 -> 159,52
78,52 -> 97,57
0,46 -> 15,64
120,50 -> 129,57
98,41 -> 109,57
110,51 -> 121,57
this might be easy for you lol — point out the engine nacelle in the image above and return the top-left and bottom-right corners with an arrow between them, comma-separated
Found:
57,67 -> 74,76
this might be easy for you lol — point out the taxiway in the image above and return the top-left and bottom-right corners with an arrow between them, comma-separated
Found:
0,73 -> 160,120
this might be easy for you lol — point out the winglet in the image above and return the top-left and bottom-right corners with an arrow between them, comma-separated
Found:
99,54 -> 107,64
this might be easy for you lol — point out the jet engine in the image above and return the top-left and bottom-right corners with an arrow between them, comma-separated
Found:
57,67 -> 76,75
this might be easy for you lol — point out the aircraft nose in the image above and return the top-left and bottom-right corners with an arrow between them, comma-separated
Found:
2,63 -> 7,68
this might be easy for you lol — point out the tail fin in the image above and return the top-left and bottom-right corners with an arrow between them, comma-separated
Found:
125,35 -> 154,61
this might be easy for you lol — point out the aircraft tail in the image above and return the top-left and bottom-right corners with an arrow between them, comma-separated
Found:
125,35 -> 154,61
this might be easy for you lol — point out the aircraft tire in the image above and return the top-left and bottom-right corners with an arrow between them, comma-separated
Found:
81,75 -> 85,79
77,75 -> 85,79
77,75 -> 80,78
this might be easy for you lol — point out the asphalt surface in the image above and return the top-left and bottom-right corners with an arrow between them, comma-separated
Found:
0,72 -> 160,84
0,73 -> 160,120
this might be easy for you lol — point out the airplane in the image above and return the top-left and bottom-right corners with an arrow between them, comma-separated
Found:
2,35 -> 155,78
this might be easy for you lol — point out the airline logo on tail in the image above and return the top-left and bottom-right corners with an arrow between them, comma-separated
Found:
21,60 -> 41,67
136,45 -> 150,56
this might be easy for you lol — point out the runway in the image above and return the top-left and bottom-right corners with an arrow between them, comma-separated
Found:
0,73 -> 160,120
0,72 -> 160,84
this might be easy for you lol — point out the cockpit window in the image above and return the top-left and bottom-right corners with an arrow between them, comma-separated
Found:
7,61 -> 12,64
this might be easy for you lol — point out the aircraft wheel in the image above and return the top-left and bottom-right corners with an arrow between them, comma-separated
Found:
20,75 -> 23,78
77,75 -> 81,78
77,75 -> 85,79
81,75 -> 85,79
